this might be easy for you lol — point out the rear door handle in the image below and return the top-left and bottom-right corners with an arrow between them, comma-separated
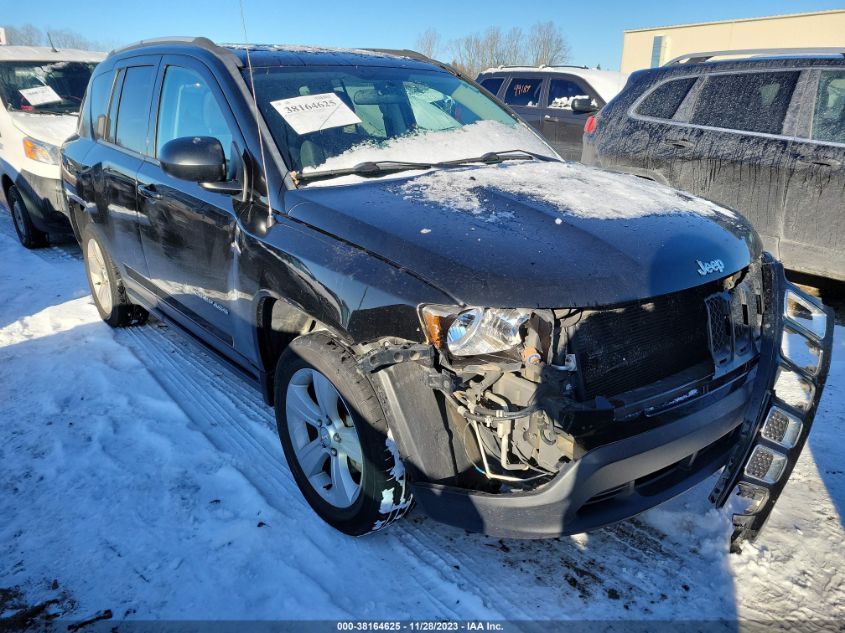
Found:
544,114 -> 560,122
794,157 -> 842,168
663,138 -> 693,149
137,183 -> 162,200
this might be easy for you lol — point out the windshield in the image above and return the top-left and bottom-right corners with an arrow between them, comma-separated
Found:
246,65 -> 557,176
0,61 -> 97,114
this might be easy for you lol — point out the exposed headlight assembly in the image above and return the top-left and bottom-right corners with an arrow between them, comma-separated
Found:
420,306 -> 530,356
23,137 -> 60,165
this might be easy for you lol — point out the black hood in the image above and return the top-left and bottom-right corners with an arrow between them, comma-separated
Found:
285,163 -> 761,308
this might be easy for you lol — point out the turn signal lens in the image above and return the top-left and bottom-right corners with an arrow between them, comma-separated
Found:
584,115 -> 597,134
23,137 -> 59,164
761,406 -> 802,449
744,445 -> 788,484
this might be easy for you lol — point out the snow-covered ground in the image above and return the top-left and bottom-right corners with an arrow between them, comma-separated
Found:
0,210 -> 842,626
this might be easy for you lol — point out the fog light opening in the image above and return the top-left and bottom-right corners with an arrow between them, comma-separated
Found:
727,482 -> 769,516
761,406 -> 803,449
773,366 -> 815,412
781,326 -> 823,375
744,445 -> 788,484
784,289 -> 827,341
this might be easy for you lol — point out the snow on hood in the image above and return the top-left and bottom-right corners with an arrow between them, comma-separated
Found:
302,120 -> 557,174
9,111 -> 78,146
398,161 -> 738,221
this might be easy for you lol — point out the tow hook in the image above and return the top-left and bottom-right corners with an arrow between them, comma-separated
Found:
358,342 -> 434,373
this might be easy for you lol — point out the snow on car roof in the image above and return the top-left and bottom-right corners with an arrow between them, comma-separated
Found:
0,46 -> 105,63
478,66 -> 629,103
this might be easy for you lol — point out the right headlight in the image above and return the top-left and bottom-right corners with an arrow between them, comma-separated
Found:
420,305 -> 529,356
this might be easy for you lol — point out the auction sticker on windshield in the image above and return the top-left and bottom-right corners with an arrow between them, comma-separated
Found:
19,85 -> 62,106
270,93 -> 362,135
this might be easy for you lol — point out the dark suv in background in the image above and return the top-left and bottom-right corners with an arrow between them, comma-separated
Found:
477,66 -> 627,160
582,48 -> 845,282
61,38 -> 833,546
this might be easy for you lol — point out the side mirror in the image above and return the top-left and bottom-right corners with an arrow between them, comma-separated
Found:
571,98 -> 599,114
159,136 -> 227,183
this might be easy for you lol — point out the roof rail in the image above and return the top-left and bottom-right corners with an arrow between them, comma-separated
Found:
365,48 -> 432,62
109,36 -> 220,56
489,64 -> 589,70
665,47 -> 845,65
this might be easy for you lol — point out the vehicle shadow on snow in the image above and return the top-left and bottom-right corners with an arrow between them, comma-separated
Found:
805,328 -> 845,529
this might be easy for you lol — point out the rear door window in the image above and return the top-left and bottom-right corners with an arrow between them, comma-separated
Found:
548,78 -> 593,110
503,77 -> 543,107
690,71 -> 799,135
87,71 -> 116,139
479,77 -> 504,96
114,65 -> 156,154
637,77 -> 697,119
812,70 -> 845,144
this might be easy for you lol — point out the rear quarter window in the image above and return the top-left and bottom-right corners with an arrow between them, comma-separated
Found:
87,71 -> 115,139
636,77 -> 697,119
812,70 -> 845,144
478,77 -> 504,96
690,71 -> 799,135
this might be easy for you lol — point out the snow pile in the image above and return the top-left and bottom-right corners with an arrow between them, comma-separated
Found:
303,120 -> 555,174
399,160 -> 738,221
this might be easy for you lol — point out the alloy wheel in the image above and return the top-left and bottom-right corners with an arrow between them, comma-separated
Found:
86,238 -> 113,315
285,368 -> 364,509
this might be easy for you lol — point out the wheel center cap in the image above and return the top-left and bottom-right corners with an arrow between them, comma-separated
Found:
319,426 -> 331,447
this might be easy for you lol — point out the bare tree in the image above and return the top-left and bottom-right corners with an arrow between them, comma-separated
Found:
1,24 -> 106,50
3,24 -> 44,46
449,26 -> 529,78
446,21 -> 571,77
415,28 -> 442,60
46,28 -> 100,51
525,21 -> 570,67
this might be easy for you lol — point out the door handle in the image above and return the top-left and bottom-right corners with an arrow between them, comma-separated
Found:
794,157 -> 842,169
137,183 -> 162,200
544,114 -> 560,122
663,138 -> 693,149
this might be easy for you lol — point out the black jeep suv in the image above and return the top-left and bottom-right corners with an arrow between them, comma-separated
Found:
582,48 -> 845,282
62,38 -> 833,544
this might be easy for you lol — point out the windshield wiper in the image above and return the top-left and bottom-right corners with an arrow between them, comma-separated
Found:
295,150 -> 562,185
440,149 -> 562,166
295,160 -> 436,184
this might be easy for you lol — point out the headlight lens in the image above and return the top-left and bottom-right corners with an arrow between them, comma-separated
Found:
421,306 -> 529,356
23,137 -> 59,164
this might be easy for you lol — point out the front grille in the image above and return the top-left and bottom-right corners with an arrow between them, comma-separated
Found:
561,266 -> 763,401
564,283 -> 715,400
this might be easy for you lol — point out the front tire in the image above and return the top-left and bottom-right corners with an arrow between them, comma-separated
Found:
8,186 -> 48,249
275,333 -> 412,535
82,227 -> 148,327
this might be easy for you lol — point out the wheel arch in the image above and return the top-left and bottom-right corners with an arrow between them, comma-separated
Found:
254,291 -> 352,405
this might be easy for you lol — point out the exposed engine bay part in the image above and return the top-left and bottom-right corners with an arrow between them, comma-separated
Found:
404,263 -> 768,488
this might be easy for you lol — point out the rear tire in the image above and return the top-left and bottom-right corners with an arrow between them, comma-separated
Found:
274,333 -> 412,535
82,227 -> 148,328
8,186 -> 48,249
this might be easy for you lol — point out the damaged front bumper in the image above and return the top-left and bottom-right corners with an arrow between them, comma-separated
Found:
406,257 -> 834,543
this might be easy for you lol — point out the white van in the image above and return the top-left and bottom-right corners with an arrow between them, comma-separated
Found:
0,46 -> 104,247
